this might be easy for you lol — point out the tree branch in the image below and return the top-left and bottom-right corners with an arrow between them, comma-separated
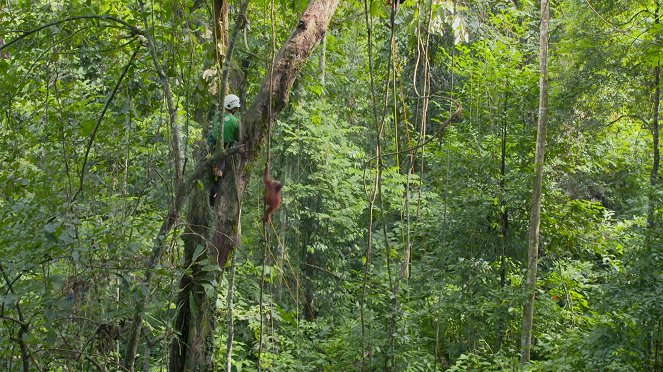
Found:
608,114 -> 650,127
0,15 -> 141,53
71,45 -> 140,203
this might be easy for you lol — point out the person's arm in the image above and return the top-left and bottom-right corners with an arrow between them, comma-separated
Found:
228,118 -> 244,154
207,112 -> 219,150
236,119 -> 242,144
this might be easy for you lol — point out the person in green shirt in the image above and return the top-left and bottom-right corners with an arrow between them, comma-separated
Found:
208,94 -> 243,177
208,94 -> 242,205
208,94 -> 241,150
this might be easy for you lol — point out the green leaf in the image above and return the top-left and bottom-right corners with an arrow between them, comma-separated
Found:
201,283 -> 215,297
192,244 -> 206,262
81,119 -> 96,137
72,250 -> 80,263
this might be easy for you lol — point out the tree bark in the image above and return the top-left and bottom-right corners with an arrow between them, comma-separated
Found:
214,0 -> 229,66
169,1 -> 340,370
520,0 -> 549,364
225,259 -> 237,372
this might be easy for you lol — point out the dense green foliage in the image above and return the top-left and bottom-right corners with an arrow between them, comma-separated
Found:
1,0 -> 662,370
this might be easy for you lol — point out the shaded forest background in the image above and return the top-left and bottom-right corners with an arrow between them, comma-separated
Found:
1,0 -> 662,370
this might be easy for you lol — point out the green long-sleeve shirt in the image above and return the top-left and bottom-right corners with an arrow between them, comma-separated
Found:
208,112 -> 240,148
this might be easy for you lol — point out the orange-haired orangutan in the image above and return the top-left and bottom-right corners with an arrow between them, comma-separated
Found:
263,162 -> 283,223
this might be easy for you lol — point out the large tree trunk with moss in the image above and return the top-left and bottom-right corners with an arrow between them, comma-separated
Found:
520,0 -> 549,364
169,1 -> 340,370
169,174 -> 215,371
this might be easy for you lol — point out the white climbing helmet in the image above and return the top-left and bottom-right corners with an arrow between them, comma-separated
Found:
224,94 -> 241,110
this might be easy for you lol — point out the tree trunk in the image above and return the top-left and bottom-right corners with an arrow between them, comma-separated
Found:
169,167 -> 214,371
652,64 -> 660,192
225,258 -> 237,372
647,5 -> 660,234
169,1 -> 340,370
497,92 -> 509,351
646,8 -> 661,368
214,0 -> 228,66
520,0 -> 549,364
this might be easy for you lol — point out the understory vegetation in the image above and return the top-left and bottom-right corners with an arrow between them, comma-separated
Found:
1,0 -> 662,370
